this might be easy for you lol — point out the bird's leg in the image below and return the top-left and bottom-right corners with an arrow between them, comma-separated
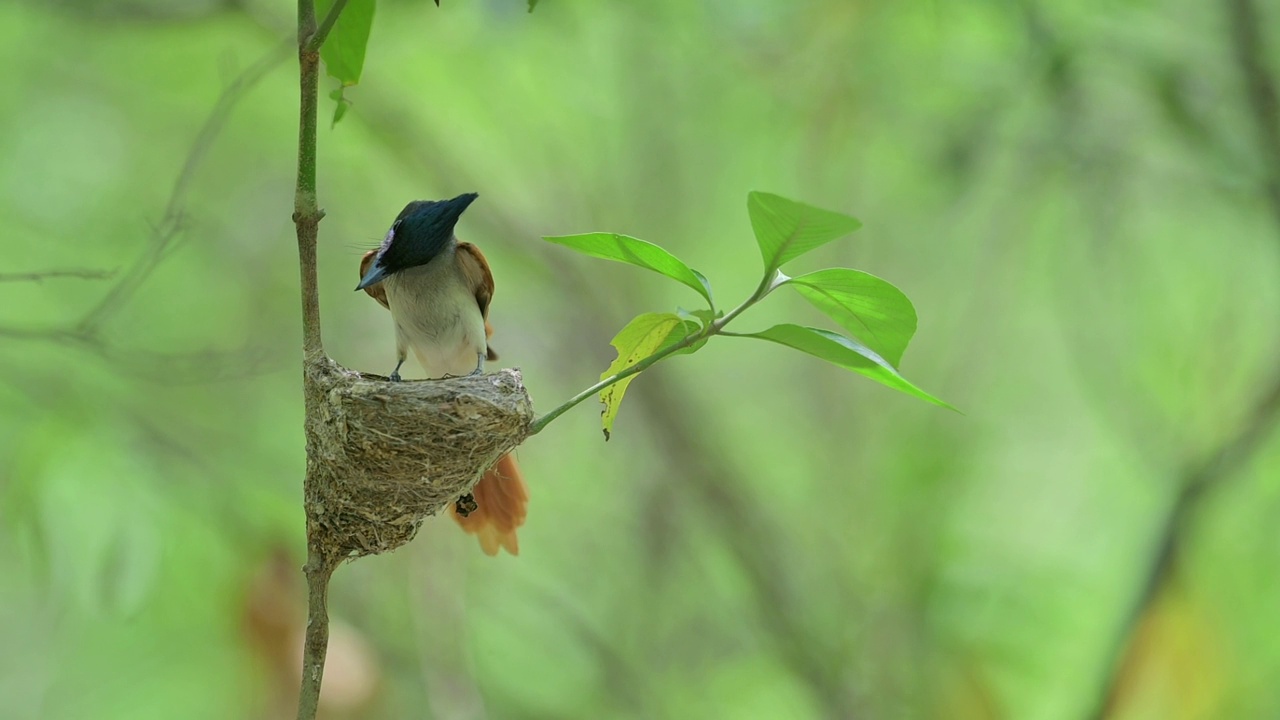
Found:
468,351 -> 485,377
390,333 -> 408,382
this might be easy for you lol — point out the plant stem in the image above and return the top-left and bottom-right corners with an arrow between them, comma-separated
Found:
527,270 -> 780,435
294,1 -> 336,719
308,0 -> 351,52
296,546 -> 338,720
295,0 -> 325,362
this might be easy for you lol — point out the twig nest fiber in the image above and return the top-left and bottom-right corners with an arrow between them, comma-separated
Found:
303,357 -> 534,560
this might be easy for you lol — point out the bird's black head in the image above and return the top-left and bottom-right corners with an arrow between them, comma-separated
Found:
356,192 -> 478,290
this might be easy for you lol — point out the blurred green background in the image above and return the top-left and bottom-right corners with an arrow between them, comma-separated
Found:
2,0 -> 1279,718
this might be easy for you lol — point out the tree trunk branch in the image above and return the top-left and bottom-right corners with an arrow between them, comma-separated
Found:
293,1 -> 334,719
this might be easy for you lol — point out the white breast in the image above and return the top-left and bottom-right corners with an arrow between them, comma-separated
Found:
383,249 -> 487,379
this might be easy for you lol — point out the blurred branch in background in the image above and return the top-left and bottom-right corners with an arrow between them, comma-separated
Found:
1092,0 -> 1280,716
0,41 -> 289,383
0,269 -> 116,282
77,41 -> 289,335
1230,0 -> 1280,222
637,374 -> 866,718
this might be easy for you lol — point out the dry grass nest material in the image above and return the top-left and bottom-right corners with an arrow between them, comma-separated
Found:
303,359 -> 534,559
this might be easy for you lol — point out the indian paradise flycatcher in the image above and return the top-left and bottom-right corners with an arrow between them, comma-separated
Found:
355,193 -> 528,556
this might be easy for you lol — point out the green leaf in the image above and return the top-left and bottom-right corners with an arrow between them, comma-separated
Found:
737,324 -> 953,410
317,0 -> 376,86
528,0 -> 539,11
783,268 -> 917,367
544,233 -> 713,306
599,313 -> 698,439
747,192 -> 862,273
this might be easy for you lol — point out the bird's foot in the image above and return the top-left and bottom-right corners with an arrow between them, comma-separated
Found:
389,371 -> 402,382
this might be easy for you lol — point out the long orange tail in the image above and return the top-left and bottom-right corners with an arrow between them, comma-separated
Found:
450,453 -> 527,556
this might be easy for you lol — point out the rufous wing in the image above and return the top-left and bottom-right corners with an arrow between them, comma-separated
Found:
358,250 -> 390,309
455,241 -> 499,361
451,453 -> 527,556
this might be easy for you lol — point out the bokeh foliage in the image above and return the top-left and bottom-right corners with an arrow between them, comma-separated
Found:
1,0 -> 1279,718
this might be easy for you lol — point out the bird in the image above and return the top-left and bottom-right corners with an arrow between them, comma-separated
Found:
355,192 -> 528,556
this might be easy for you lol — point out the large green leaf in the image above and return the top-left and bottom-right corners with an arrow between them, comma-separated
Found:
318,0 -> 375,86
748,192 -> 862,273
738,324 -> 953,409
783,268 -> 917,367
599,312 -> 698,439
544,233 -> 713,306
317,0 -> 375,126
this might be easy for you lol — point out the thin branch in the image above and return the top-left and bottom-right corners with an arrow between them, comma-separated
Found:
0,43 -> 288,384
77,43 -> 289,336
306,0 -> 350,52
296,546 -> 339,720
294,0 -> 326,362
0,269 -> 116,283
528,270 -> 778,435
293,0 -> 336,717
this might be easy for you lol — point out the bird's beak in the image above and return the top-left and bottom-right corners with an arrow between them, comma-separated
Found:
355,263 -> 390,290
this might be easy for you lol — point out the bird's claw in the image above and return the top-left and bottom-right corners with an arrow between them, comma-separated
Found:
389,371 -> 402,382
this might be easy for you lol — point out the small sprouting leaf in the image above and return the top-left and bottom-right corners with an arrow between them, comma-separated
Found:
748,192 -> 862,274
528,0 -> 539,11
676,307 -> 719,328
544,233 -> 713,306
783,268 -> 917,367
329,88 -> 352,126
599,313 -> 698,439
317,0 -> 376,86
738,324 -> 953,409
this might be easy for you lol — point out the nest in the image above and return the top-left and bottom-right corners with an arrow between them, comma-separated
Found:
301,357 -> 534,560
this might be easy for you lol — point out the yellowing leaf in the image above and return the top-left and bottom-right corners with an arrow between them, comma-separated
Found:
599,313 -> 696,439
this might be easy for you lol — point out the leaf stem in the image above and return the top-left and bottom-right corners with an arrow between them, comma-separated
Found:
307,0 -> 350,52
527,269 -> 781,435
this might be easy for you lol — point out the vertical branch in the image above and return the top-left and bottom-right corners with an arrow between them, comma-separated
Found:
296,545 -> 339,720
294,2 -> 333,719
294,0 -> 325,363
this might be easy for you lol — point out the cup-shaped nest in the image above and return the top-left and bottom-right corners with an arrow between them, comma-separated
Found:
302,358 -> 534,560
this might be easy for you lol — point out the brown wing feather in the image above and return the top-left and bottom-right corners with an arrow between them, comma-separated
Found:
358,250 -> 389,309
456,242 -> 500,361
